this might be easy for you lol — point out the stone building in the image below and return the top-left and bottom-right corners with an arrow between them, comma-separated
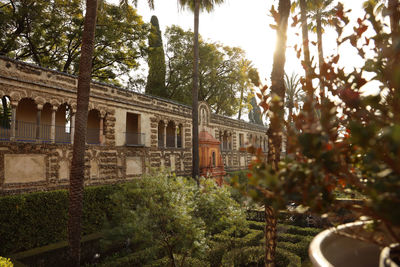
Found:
0,56 -> 268,194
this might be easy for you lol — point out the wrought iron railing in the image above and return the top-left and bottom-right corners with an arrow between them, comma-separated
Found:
55,125 -> 71,143
0,119 -> 10,140
177,136 -> 182,148
0,120 -> 73,143
125,132 -> 145,146
86,128 -> 100,144
166,135 -> 175,147
221,142 -> 232,151
158,134 -> 164,147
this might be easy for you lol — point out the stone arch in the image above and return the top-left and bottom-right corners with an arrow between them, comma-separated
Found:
9,91 -> 22,103
34,96 -> 46,107
198,101 -> 211,126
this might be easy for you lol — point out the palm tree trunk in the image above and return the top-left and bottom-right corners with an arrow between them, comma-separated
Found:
237,85 -> 244,120
316,10 -> 325,100
299,0 -> 311,80
67,0 -> 98,265
388,0 -> 400,120
266,0 -> 290,266
269,0 -> 290,168
264,205 -> 277,266
192,0 -> 200,181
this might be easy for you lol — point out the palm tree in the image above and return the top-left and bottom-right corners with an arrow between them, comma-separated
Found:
267,1 -> 291,265
178,0 -> 224,180
67,0 -> 154,265
307,0 -> 334,98
284,72 -> 304,124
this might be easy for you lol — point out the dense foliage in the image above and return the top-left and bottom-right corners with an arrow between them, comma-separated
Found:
164,26 -> 256,116
100,171 -> 320,266
103,171 -> 249,266
0,257 -> 13,267
0,185 -> 119,255
0,0 -> 147,85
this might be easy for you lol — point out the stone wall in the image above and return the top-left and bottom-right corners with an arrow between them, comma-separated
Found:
0,56 -> 268,194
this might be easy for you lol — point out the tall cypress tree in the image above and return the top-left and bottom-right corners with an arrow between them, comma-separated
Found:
145,15 -> 167,97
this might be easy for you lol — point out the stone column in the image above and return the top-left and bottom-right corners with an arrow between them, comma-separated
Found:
181,126 -> 184,148
50,106 -> 56,143
175,125 -> 178,148
70,112 -> 75,144
36,104 -> 43,141
99,115 -> 104,145
10,102 -> 17,141
163,123 -> 167,147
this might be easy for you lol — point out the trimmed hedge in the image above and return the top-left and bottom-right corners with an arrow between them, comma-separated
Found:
277,239 -> 312,261
0,185 -> 120,255
278,224 -> 321,236
276,247 -> 301,267
248,221 -> 265,231
277,233 -> 305,244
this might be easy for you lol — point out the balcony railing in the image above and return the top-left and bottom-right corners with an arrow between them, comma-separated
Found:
221,142 -> 232,151
86,128 -> 100,144
177,136 -> 182,148
125,132 -> 145,146
0,119 -> 10,141
166,136 -> 175,147
55,125 -> 71,144
0,121 -> 73,143
158,134 -> 164,147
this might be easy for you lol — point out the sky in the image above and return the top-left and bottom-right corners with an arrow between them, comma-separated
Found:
108,0 -> 368,88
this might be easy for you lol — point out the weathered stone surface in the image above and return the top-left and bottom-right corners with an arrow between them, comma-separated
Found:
0,57 -> 268,194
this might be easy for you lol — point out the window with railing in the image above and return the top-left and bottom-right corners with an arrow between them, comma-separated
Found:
177,124 -> 183,148
125,132 -> 145,146
239,133 -> 245,149
125,113 -> 144,146
158,121 -> 165,148
166,121 -> 175,147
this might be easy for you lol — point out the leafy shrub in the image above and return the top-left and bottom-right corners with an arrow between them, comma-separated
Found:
103,172 -> 249,267
221,246 -> 264,266
275,248 -> 301,267
225,170 -> 251,205
0,256 -> 13,267
0,185 -> 120,255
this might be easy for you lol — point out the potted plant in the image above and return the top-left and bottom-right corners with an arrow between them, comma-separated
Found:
244,1 -> 400,266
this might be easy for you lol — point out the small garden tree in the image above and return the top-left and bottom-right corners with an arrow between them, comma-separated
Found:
103,171 -> 249,266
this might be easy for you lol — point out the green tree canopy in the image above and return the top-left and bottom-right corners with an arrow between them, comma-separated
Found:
164,25 -> 253,116
0,0 -> 148,85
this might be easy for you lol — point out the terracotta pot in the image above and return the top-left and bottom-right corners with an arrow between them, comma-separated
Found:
380,244 -> 400,267
309,221 -> 381,267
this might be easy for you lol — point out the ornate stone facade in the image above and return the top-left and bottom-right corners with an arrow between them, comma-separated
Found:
0,56 -> 268,194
